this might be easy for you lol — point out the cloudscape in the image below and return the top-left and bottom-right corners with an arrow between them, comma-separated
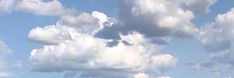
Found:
0,0 -> 234,78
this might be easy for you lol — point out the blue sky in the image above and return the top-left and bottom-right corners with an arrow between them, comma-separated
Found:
0,0 -> 234,78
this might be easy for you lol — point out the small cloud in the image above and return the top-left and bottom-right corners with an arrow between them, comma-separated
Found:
15,0 -> 71,16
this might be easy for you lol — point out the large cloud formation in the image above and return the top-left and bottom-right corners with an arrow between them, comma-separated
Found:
117,0 -> 196,38
114,0 -> 215,38
0,0 -> 219,78
25,0 -> 218,78
191,8 -> 234,74
29,11 -> 177,78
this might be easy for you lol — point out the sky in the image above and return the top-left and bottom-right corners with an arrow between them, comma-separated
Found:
0,0 -> 234,78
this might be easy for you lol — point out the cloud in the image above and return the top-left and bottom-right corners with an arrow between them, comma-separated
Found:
28,10 -> 177,78
116,0 -> 200,38
157,76 -> 170,78
28,25 -> 73,45
134,73 -> 149,78
0,40 -> 13,78
15,0 -> 69,16
97,0 -> 216,39
94,0 -> 217,45
58,12 -> 100,34
29,11 -> 107,44
194,8 -> 234,74
0,0 -> 15,13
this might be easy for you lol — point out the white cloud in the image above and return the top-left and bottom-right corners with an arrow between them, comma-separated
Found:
134,73 -> 149,78
28,25 -> 73,45
58,12 -> 100,34
0,0 -> 15,13
28,10 -> 177,78
158,76 -> 170,78
116,0 -> 200,38
92,11 -> 108,26
29,26 -> 176,73
15,0 -> 69,16
101,0 -> 216,39
195,8 -> 234,74
29,11 -> 109,44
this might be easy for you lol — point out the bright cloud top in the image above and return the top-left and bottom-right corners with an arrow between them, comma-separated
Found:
117,0 -> 215,38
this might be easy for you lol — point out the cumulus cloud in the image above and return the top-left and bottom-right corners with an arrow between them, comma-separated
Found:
28,25 -> 73,45
116,0 -> 200,38
15,0 -> 70,16
28,11 -> 107,44
194,8 -> 234,74
1,0 -> 73,16
100,0 -> 216,39
28,10 -> 177,78
94,0 -> 217,45
58,12 -> 100,34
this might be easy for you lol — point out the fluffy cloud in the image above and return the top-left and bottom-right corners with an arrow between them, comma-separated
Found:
29,11 -> 106,44
28,25 -> 73,45
0,41 -> 13,78
98,0 -> 216,39
15,0 -> 69,16
194,8 -> 234,73
1,0 -> 72,16
58,12 -> 100,34
0,0 -> 15,12
116,0 -> 200,38
28,10 -> 177,78
94,0 -> 217,45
